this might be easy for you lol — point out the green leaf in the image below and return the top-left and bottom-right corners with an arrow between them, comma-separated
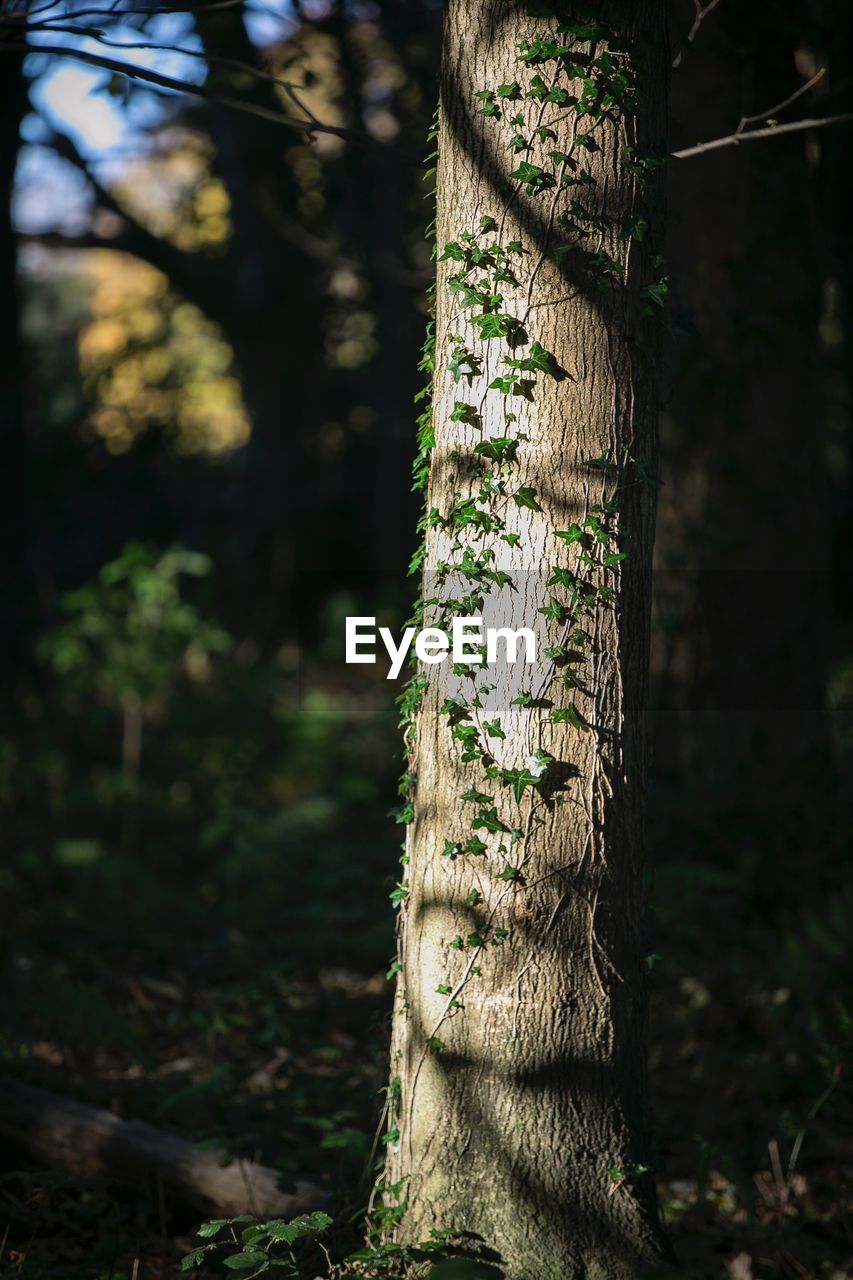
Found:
198,1220 -> 230,1239
483,718 -> 506,739
450,401 -> 480,425
223,1253 -> 268,1271
266,1213 -> 332,1245
551,704 -> 583,729
509,161 -> 554,193
479,215 -> 498,233
511,690 -> 533,706
504,341 -> 556,376
474,436 -> 517,464
461,786 -> 493,805
513,487 -> 542,512
497,81 -> 521,99
497,864 -> 519,881
473,313 -> 515,340
182,1249 -> 207,1271
555,524 -> 584,543
472,807 -> 508,833
440,241 -> 465,262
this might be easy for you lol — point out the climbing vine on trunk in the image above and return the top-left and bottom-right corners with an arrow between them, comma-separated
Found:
370,4 -> 671,1279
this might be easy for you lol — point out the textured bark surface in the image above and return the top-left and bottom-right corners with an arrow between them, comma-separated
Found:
385,4 -> 670,1278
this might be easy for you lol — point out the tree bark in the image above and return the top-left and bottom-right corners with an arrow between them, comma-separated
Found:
384,4 -> 670,1277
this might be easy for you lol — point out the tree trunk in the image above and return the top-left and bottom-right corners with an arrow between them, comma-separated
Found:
383,4 -> 670,1277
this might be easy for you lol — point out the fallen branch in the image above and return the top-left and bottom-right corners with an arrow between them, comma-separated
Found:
0,1077 -> 326,1219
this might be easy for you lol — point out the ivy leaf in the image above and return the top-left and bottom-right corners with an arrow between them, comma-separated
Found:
463,835 -> 488,856
511,690 -> 533,706
497,864 -> 520,881
513,487 -> 542,512
483,718 -> 506,739
473,807 -> 507,833
538,597 -> 566,622
461,786 -> 493,804
479,214 -> 498,233
467,931 -> 486,948
509,160 -> 554,194
504,340 -> 556,376
389,882 -> 409,907
551,704 -> 584,729
442,840 -> 461,860
475,436 -> 517,463
450,401 -> 480,425
497,81 -> 521,99
548,566 -> 575,589
555,523 -> 584,543
508,133 -> 528,153
473,312 -> 515,339
528,748 -> 554,778
426,1035 -> 445,1052
440,241 -> 465,262
499,767 -> 541,803
436,983 -> 452,994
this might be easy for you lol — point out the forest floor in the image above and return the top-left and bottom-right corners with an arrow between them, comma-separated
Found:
1,669 -> 850,1279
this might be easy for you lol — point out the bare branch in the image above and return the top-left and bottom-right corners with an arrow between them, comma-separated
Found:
0,39 -> 357,143
737,66 -> 826,130
673,0 -> 723,68
19,23 -> 325,128
672,109 -> 853,160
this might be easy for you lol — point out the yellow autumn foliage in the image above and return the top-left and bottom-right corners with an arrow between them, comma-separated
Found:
79,252 -> 250,456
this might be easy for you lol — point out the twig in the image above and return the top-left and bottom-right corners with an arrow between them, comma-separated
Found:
672,110 -> 853,160
672,0 -> 723,68
738,66 -> 826,130
0,40 -> 358,144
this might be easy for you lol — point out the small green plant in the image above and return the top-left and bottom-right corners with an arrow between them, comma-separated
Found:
39,541 -> 230,781
182,1211 -> 333,1276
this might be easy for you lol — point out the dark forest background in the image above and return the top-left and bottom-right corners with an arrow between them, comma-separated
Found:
0,1 -> 852,1276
